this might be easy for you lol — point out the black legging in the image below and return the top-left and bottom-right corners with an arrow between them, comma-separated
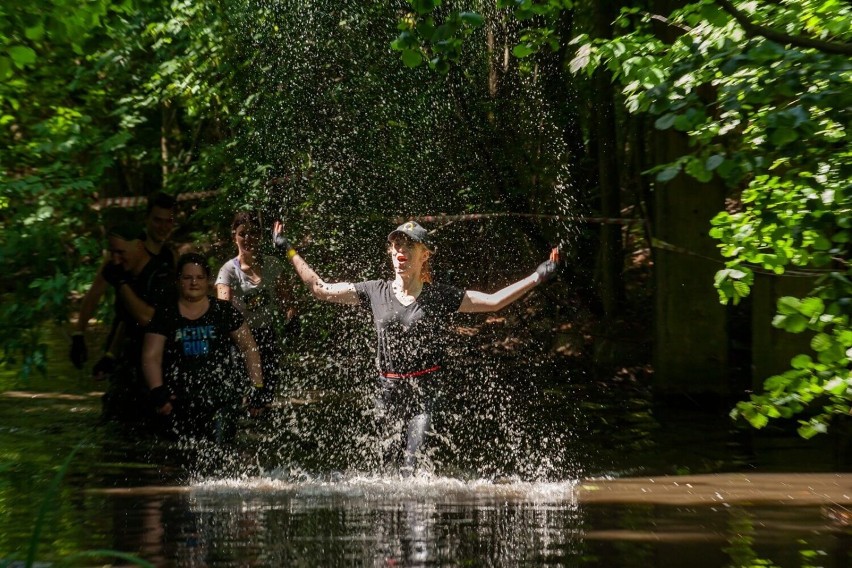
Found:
251,325 -> 283,404
375,374 -> 441,473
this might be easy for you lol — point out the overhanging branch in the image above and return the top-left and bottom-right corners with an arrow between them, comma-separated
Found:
715,0 -> 852,56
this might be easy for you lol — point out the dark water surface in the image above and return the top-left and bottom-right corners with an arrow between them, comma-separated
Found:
2,337 -> 852,567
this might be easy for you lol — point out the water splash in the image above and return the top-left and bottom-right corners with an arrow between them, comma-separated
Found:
191,473 -> 578,505
196,0 -> 595,482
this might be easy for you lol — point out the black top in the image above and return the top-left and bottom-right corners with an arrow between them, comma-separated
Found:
146,297 -> 244,399
354,280 -> 464,375
147,242 -> 177,270
115,256 -> 176,363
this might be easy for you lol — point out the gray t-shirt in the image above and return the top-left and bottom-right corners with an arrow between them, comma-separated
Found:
353,280 -> 464,376
215,254 -> 285,329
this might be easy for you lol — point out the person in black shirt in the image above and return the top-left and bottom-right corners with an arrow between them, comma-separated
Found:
142,253 -> 264,441
98,224 -> 176,425
272,220 -> 559,475
70,193 -> 178,372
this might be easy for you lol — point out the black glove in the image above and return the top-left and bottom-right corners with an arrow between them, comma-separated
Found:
92,353 -> 116,378
249,385 -> 273,410
70,333 -> 87,369
271,223 -> 292,253
149,385 -> 173,410
536,251 -> 560,284
282,315 -> 301,338
101,262 -> 130,288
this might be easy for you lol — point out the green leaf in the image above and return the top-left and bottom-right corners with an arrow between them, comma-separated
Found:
748,412 -> 769,429
798,421 -> 827,439
656,165 -> 681,182
512,44 -> 535,58
401,49 -> 423,68
569,43 -> 592,74
732,280 -> 750,297
777,296 -> 802,315
654,113 -> 676,130
431,23 -> 455,42
769,127 -> 798,146
415,19 -> 435,38
0,56 -> 12,80
773,313 -> 808,333
798,297 -> 825,318
685,157 -> 712,182
705,154 -> 725,171
411,0 -> 439,15
699,3 -> 729,27
459,12 -> 484,27
25,24 -> 45,41
811,333 -> 833,352
7,45 -> 37,68
790,354 -> 813,369
820,344 -> 846,365
825,377 -> 846,395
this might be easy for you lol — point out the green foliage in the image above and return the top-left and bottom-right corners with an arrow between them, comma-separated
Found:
498,0 -> 571,59
392,0 -> 573,73
1,0 -> 241,374
0,1 -> 123,375
0,0 -> 124,84
392,1 -> 485,73
568,0 -> 851,435
731,275 -> 852,438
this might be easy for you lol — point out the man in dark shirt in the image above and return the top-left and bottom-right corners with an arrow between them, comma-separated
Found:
99,224 -> 176,425
70,192 -> 178,372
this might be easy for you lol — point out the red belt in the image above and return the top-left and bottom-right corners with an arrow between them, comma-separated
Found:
380,365 -> 441,379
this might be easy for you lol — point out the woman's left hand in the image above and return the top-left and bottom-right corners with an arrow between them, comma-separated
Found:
272,221 -> 292,252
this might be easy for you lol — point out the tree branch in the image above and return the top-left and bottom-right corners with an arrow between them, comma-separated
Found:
641,11 -> 693,34
715,0 -> 852,56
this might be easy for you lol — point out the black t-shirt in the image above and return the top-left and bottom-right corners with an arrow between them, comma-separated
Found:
146,298 -> 244,399
115,256 -> 176,362
354,280 -> 464,375
147,242 -> 177,271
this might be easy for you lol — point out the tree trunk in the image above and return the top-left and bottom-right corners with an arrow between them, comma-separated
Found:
160,100 -> 180,189
652,130 -> 729,395
646,0 -> 730,396
591,0 -> 625,322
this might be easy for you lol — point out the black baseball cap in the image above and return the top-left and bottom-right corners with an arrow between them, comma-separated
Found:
388,221 -> 434,249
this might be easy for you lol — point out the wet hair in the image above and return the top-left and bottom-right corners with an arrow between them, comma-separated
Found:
176,252 -> 211,278
231,211 -> 261,233
146,192 -> 177,214
107,224 -> 144,242
421,257 -> 433,284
